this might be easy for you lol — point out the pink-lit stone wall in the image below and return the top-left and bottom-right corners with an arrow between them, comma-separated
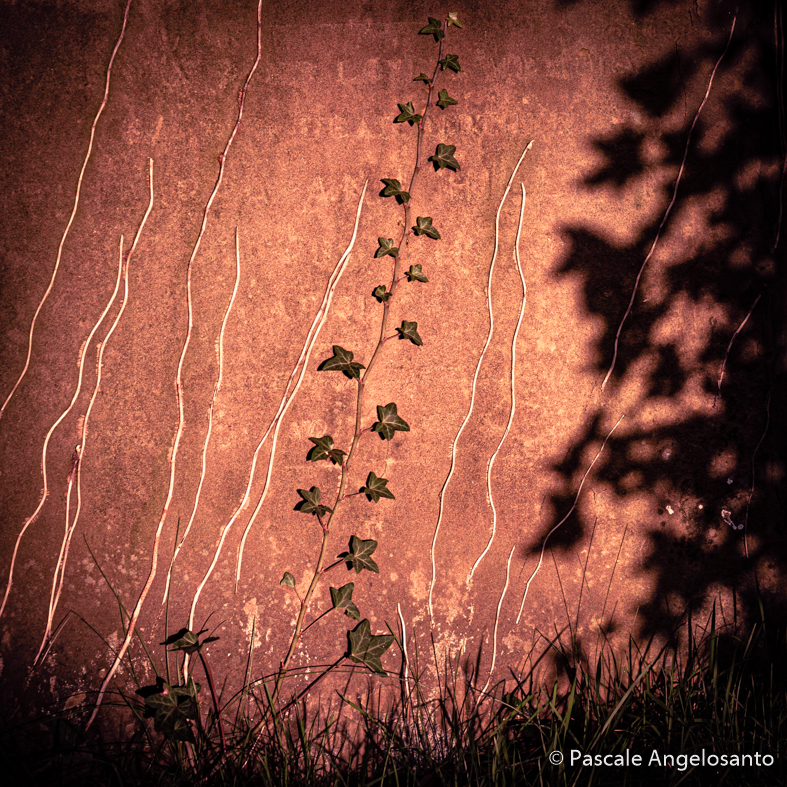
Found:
0,0 -> 783,728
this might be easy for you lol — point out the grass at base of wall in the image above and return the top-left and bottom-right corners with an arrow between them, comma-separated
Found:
4,605 -> 786,787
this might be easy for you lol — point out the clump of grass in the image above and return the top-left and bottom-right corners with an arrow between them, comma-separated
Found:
5,604 -> 786,786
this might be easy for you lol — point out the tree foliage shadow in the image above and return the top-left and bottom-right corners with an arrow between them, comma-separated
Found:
528,0 -> 787,642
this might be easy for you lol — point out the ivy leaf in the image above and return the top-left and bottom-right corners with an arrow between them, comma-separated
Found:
419,17 -> 444,42
373,284 -> 392,303
347,619 -> 395,675
440,53 -> 461,73
373,402 -> 410,441
436,89 -> 458,109
394,101 -> 422,125
318,345 -> 365,379
447,12 -> 463,28
406,264 -> 429,283
413,216 -> 441,240
413,73 -> 432,84
296,486 -> 333,518
429,143 -> 460,171
380,178 -> 410,204
338,535 -> 380,574
330,582 -> 360,621
280,572 -> 296,588
361,471 -> 395,503
308,435 -> 346,465
143,678 -> 200,742
375,238 -> 399,258
396,320 -> 423,346
162,628 -> 218,655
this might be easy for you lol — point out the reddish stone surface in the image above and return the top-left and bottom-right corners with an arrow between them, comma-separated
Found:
0,0 -> 784,732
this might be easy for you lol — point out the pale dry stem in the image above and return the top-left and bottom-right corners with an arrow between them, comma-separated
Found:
86,1 -> 264,729
234,180 -> 368,588
428,142 -> 533,619
33,240 -> 124,662
35,159 -> 154,666
181,178 -> 365,601
516,415 -> 624,624
0,0 -> 132,421
481,543 -> 515,697
715,293 -> 761,406
468,183 -> 529,586
601,16 -> 737,391
182,228 -> 239,637
1,230 -> 126,624
164,225 -> 239,614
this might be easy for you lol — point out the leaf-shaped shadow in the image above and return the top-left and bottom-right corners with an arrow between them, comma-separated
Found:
620,50 -> 696,119
584,128 -> 647,188
540,3 -> 787,640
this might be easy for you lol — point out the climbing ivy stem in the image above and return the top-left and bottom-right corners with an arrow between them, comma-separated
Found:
271,525 -> 331,706
366,21 -> 449,378
272,14 -> 454,707
413,32 -> 446,174
273,380 -> 362,703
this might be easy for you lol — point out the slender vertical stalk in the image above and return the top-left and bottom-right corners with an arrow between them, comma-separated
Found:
86,0 -> 264,731
601,15 -> 737,391
467,181 -> 530,586
515,416 -> 624,624
34,159 -> 154,667
0,0 -> 133,422
428,143 -> 532,618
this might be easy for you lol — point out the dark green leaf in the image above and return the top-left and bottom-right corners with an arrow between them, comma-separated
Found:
373,402 -> 410,441
396,320 -> 423,346
428,143 -> 460,171
440,53 -> 461,72
339,535 -> 380,574
394,101 -> 422,125
447,12 -> 463,28
373,284 -> 392,303
375,238 -> 399,258
308,435 -> 346,465
330,582 -> 360,621
380,178 -> 402,195
318,345 -> 365,379
280,572 -> 296,588
162,628 -> 218,655
144,678 -> 200,742
361,471 -> 395,503
413,73 -> 432,84
380,178 -> 411,204
406,264 -> 429,283
418,17 -> 444,42
296,486 -> 333,518
436,89 -> 458,109
413,216 -> 441,240
347,619 -> 395,675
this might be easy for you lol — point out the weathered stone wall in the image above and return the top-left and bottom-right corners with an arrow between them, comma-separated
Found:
0,0 -> 784,726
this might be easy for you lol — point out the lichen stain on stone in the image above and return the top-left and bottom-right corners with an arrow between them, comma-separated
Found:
242,596 -> 263,651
